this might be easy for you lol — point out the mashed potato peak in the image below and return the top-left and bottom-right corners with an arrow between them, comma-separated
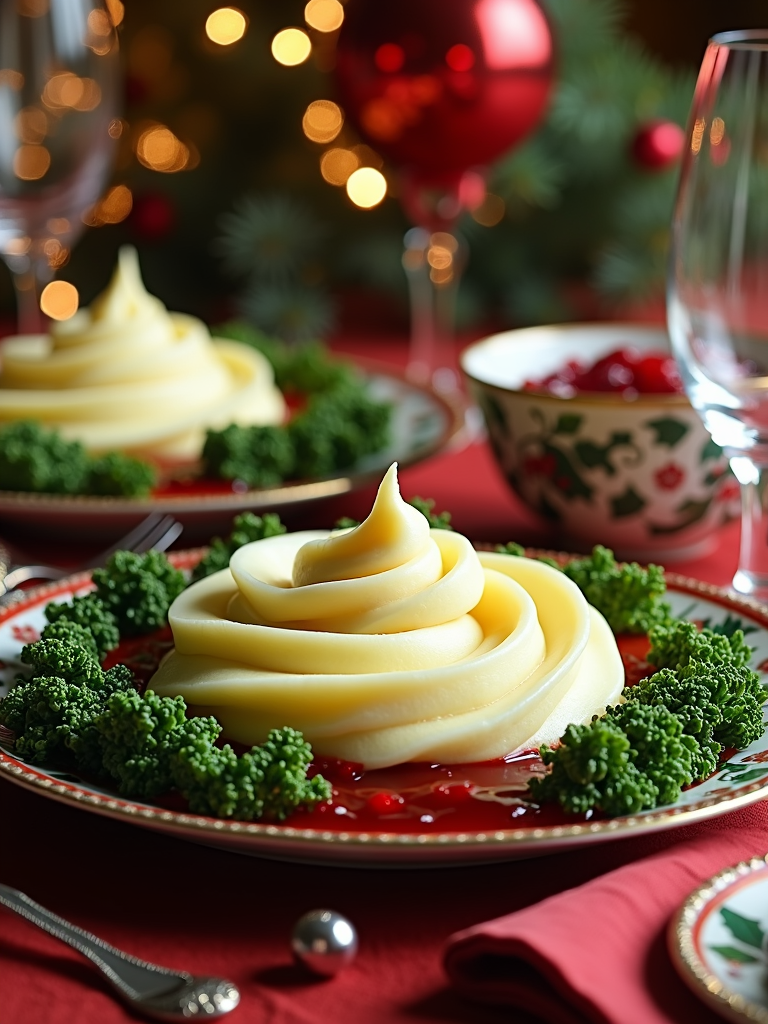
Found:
0,246 -> 285,460
150,464 -> 624,768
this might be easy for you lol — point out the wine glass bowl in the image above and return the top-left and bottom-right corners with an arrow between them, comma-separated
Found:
0,0 -> 120,333
668,30 -> 768,596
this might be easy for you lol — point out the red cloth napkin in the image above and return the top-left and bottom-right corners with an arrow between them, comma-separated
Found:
444,801 -> 768,1024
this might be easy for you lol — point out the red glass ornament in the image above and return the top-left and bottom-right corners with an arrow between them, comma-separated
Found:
631,119 -> 685,171
334,0 -> 555,224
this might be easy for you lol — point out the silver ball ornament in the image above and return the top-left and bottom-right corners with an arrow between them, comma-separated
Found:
291,909 -> 358,976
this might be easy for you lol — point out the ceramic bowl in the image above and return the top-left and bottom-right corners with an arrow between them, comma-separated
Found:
461,323 -> 737,560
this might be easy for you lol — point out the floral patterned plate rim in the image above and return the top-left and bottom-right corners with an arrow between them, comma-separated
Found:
2,563 -> 768,866
670,856 -> 768,1023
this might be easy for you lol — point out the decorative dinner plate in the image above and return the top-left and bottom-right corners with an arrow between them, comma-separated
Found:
671,857 -> 768,1024
0,361 -> 465,543
2,561 -> 768,867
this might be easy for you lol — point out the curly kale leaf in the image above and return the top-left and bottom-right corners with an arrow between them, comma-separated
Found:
562,545 -> 672,634
530,703 -> 694,816
202,423 -> 295,488
94,689 -> 221,799
171,726 -> 332,821
407,496 -> 453,531
0,420 -> 90,494
85,451 -> 157,497
91,550 -> 185,636
289,387 -> 392,478
0,661 -> 134,772
190,512 -> 286,582
20,637 -> 103,689
44,593 -> 121,662
647,619 -> 753,671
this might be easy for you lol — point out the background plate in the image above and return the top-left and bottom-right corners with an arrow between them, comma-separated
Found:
671,857 -> 768,1024
2,561 -> 768,866
0,360 -> 465,543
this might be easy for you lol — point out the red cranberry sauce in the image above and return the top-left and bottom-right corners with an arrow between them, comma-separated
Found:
524,346 -> 684,399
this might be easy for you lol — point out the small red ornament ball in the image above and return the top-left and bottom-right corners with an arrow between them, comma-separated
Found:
631,120 -> 685,171
334,0 -> 555,184
129,192 -> 175,241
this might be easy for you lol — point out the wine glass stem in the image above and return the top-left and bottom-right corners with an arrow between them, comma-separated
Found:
402,229 -> 463,394
730,455 -> 768,598
11,263 -> 47,335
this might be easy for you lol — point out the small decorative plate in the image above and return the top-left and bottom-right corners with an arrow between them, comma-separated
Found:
0,360 -> 466,543
3,564 -> 768,867
671,857 -> 768,1023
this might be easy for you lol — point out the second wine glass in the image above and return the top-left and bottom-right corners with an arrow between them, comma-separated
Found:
0,0 -> 120,334
668,30 -> 768,598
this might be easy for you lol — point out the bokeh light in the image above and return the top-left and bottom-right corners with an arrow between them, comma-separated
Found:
0,69 -> 24,90
43,73 -> 101,112
108,118 -> 124,139
304,0 -> 344,33
46,218 -> 70,235
105,0 -> 124,26
374,43 -> 404,73
15,107 -> 47,144
471,193 -> 505,226
206,8 -> 247,46
13,144 -> 50,180
136,125 -> 190,172
445,44 -> 475,72
302,99 -> 343,143
84,184 -> 133,226
43,238 -> 69,269
41,281 -> 79,320
271,28 -> 312,66
320,147 -> 359,185
346,167 -> 387,208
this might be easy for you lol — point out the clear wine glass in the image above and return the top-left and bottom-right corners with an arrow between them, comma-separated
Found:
668,29 -> 768,599
0,0 -> 120,334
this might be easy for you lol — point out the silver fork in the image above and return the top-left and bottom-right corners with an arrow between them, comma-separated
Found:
0,513 -> 183,600
0,883 -> 240,1020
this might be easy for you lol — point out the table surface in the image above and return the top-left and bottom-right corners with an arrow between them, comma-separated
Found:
0,333 -> 749,1024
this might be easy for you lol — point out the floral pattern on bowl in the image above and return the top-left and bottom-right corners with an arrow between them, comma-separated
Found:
462,324 -> 737,561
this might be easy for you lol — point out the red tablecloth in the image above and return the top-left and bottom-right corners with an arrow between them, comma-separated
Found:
0,334 -> 750,1024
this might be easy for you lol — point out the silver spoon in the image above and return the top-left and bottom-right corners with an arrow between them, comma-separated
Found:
0,884 -> 240,1020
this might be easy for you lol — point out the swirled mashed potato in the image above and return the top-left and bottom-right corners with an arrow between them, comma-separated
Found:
151,464 -> 624,769
0,247 -> 285,461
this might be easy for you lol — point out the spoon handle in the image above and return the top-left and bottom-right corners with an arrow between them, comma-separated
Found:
0,883 -> 189,1000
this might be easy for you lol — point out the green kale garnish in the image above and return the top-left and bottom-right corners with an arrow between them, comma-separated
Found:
530,604 -> 767,815
91,550 -> 186,636
170,725 -> 332,820
529,703 -> 694,816
407,496 -> 453,531
85,451 -> 157,497
190,511 -> 287,582
0,420 -> 89,494
44,593 -> 120,661
0,420 -> 156,497
561,545 -> 671,634
201,424 -> 295,488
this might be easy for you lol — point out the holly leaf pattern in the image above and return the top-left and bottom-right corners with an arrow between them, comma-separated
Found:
553,414 -> 582,435
708,945 -> 761,965
574,440 -> 616,474
720,908 -> 765,950
701,437 -> 723,462
645,417 -> 689,447
610,486 -> 646,517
